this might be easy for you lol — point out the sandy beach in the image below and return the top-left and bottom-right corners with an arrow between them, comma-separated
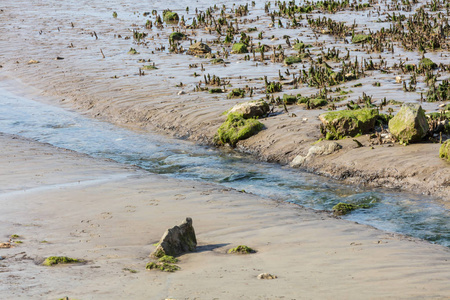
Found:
0,133 -> 449,299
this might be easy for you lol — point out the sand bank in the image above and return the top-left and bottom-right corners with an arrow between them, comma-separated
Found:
0,133 -> 449,299
0,0 -> 449,199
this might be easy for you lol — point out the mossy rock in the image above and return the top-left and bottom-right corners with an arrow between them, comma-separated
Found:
189,42 -> 211,54
283,94 -> 297,104
284,56 -> 302,66
217,113 -> 264,146
163,11 -> 179,23
231,43 -> 248,54
319,108 -> 379,140
228,245 -> 256,254
228,100 -> 270,118
419,58 -> 437,70
439,140 -> 450,162
352,34 -> 371,43
210,58 -> 225,64
146,262 -> 180,272
43,256 -> 80,266
388,103 -> 428,145
227,88 -> 245,98
209,88 -> 223,94
309,98 -> 328,109
332,203 -> 358,215
169,32 -> 185,42
293,42 -> 312,50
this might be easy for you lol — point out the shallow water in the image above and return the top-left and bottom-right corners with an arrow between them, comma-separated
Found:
0,81 -> 448,247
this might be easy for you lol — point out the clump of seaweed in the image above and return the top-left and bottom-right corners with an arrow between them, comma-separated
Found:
42,256 -> 81,266
228,245 -> 256,254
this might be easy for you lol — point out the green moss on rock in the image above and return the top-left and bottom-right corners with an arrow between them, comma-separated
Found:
228,245 -> 256,254
352,34 -> 371,43
163,11 -> 179,23
227,88 -> 245,98
128,48 -> 138,55
309,98 -> 328,109
420,58 -> 437,70
388,103 -> 428,145
169,32 -> 185,42
217,113 -> 263,146
284,56 -> 302,65
232,43 -> 248,54
319,108 -> 379,140
439,140 -> 450,162
209,88 -> 223,94
43,256 -> 80,266
283,94 -> 297,104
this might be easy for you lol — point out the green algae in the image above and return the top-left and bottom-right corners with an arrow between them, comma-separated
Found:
169,32 -> 185,42
420,58 -> 437,70
43,256 -> 80,266
321,109 -> 378,140
227,88 -> 245,98
228,245 -> 256,254
232,43 -> 248,54
352,34 -> 371,43
158,255 -> 179,264
284,56 -> 302,65
217,113 -> 264,146
439,140 -> 450,162
163,11 -> 179,23
146,262 -> 180,272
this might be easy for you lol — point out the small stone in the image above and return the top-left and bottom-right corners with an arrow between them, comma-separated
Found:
28,59 -> 39,64
395,76 -> 402,83
257,273 -> 277,280
177,91 -> 186,95
188,42 -> 211,55
228,100 -> 270,119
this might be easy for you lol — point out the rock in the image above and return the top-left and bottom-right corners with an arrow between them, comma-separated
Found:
228,100 -> 270,119
28,59 -> 39,64
290,142 -> 341,168
231,43 -> 248,54
188,42 -> 211,54
257,273 -> 277,279
388,103 -> 428,144
319,108 -> 379,140
151,217 -> 197,258
177,91 -> 186,95
439,140 -> 450,162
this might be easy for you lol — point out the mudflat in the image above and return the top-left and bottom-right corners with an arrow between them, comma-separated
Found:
0,0 -> 449,199
0,133 -> 449,299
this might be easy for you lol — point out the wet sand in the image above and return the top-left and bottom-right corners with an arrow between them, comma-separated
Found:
0,132 -> 449,299
0,0 -> 449,199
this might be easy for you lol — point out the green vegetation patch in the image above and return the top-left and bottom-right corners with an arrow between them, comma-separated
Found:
158,255 -> 179,264
352,34 -> 371,43
217,113 -> 264,146
142,65 -> 158,70
284,56 -> 302,65
43,256 -> 80,266
232,43 -> 249,54
293,42 -> 312,50
439,140 -> 450,162
320,108 -> 379,140
10,234 -> 20,239
146,262 -> 180,272
169,32 -> 186,42
209,88 -> 223,94
420,58 -> 437,70
128,48 -> 138,55
227,88 -> 245,98
283,94 -> 297,104
163,10 -> 179,22
228,245 -> 256,254
332,203 -> 358,215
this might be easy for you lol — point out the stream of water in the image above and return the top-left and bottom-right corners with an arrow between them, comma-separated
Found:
0,81 -> 448,247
